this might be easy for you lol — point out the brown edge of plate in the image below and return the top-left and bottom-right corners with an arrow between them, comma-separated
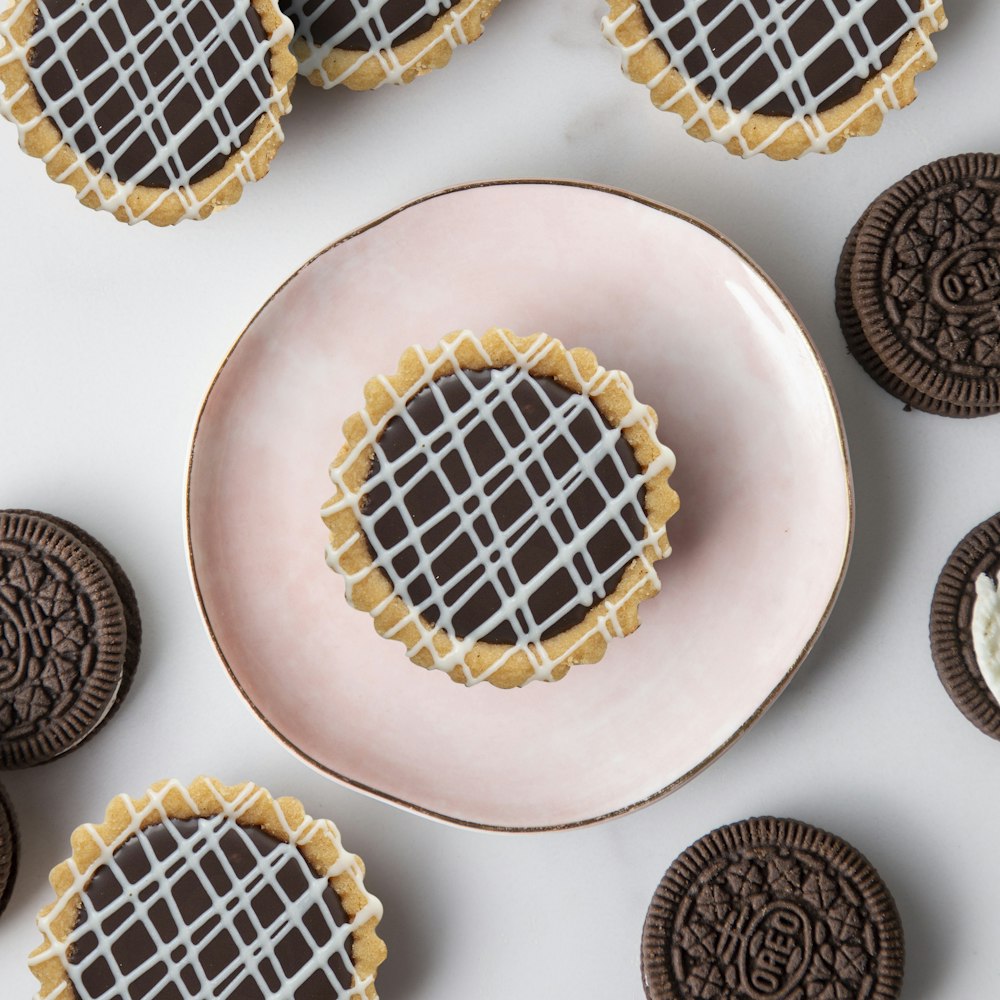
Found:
183,179 -> 856,833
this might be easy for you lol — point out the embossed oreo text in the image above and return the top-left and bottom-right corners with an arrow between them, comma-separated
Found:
740,902 -> 812,1000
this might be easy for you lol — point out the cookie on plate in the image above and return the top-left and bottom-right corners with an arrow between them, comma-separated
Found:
31,777 -> 386,1000
931,512 -> 1000,740
0,509 -> 141,768
843,153 -> 1000,415
603,0 -> 947,159
322,328 -> 679,688
284,0 -> 500,90
0,782 -> 17,918
0,0 -> 297,225
642,816 -> 904,1000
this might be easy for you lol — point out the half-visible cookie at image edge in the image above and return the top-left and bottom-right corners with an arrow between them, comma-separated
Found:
642,816 -> 904,1000
836,214 -> 1000,417
603,0 -> 946,159
0,782 -> 18,917
930,512 -> 1000,740
30,777 -> 386,1000
0,509 -> 141,768
0,0 -> 297,225
852,153 -> 1000,411
322,328 -> 679,688
283,0 -> 500,90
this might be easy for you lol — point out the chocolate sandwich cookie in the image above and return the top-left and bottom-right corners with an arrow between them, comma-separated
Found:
0,782 -> 17,917
0,0 -> 297,225
930,512 -> 1000,739
283,0 -> 500,90
322,328 -> 679,688
849,154 -> 1000,413
836,213 -> 999,417
642,817 -> 904,1000
0,509 -> 141,768
603,0 -> 947,159
30,777 -> 386,1000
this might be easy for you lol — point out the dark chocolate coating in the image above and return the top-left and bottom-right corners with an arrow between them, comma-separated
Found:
361,368 -> 646,645
640,0 -> 922,116
282,0 -> 451,51
71,816 -> 354,999
29,0 -> 272,188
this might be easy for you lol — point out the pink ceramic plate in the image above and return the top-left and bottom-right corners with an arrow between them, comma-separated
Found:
187,181 -> 853,832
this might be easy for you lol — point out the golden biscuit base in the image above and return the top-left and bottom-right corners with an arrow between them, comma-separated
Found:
299,0 -> 500,90
0,0 -> 297,225
323,328 -> 679,689
604,0 -> 946,160
30,777 -> 386,999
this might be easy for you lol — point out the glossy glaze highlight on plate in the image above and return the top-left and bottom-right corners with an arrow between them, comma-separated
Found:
186,181 -> 853,831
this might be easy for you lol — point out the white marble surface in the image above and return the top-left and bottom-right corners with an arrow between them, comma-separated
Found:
1,1 -> 998,997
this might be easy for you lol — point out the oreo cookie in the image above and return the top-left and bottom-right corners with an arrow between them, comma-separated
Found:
0,510 -> 141,768
836,214 -> 992,417
0,782 -> 17,917
642,817 -> 904,1000
930,512 -> 1000,739
840,153 -> 1000,417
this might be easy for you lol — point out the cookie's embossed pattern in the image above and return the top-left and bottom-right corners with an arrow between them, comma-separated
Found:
642,818 -> 904,1000
0,512 -> 126,768
855,154 -> 1000,408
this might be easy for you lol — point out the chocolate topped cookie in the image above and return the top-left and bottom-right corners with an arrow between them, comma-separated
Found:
642,817 -> 904,1000
283,0 -> 500,89
852,154 -> 1000,412
322,329 -> 679,688
0,510 -> 141,768
31,777 -> 386,1000
603,0 -> 947,159
931,512 -> 1000,739
0,0 -> 297,224
0,782 -> 17,918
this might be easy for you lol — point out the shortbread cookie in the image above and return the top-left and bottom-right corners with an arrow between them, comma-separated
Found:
283,0 -> 500,90
322,328 -> 679,689
0,0 -> 297,224
642,817 -> 904,1000
0,510 -> 141,768
851,153 -> 1000,412
931,512 -> 1000,740
0,782 -> 17,918
31,777 -> 386,1000
603,0 -> 947,159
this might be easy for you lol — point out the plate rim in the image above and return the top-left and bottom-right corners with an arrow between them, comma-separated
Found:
184,178 -> 856,833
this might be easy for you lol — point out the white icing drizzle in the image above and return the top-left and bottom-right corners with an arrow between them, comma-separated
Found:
322,331 -> 675,685
602,0 -> 945,157
972,573 -> 1000,706
0,0 -> 293,223
31,780 -> 381,1000
286,0 -> 479,88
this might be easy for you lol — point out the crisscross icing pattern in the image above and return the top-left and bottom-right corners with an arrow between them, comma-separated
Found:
284,0 -> 479,87
323,331 -> 676,685
0,0 -> 293,222
604,0 -> 945,156
32,780 -> 381,1000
